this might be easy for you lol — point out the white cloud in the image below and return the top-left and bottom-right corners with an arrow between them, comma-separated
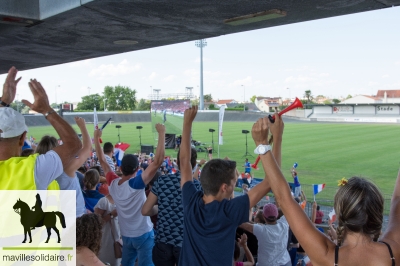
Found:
382,74 -> 389,78
230,76 -> 253,87
143,72 -> 157,81
319,73 -> 330,77
395,61 -> 400,65
67,59 -> 94,68
368,81 -> 378,86
284,76 -> 294,83
163,75 -> 176,82
284,75 -> 314,83
184,69 -> 197,76
88,59 -> 141,78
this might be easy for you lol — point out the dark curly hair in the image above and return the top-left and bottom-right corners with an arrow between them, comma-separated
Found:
76,213 -> 103,255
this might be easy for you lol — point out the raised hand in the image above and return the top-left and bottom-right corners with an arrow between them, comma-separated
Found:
22,79 -> 52,114
268,112 -> 284,140
75,117 -> 86,129
237,233 -> 248,247
155,123 -> 166,135
183,105 -> 198,124
251,117 -> 269,146
94,128 -> 103,140
2,66 -> 21,104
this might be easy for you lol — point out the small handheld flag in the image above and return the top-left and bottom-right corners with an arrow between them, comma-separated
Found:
114,142 -> 131,166
313,184 -> 325,196
329,209 -> 336,223
293,162 -> 298,168
94,107 -> 103,143
101,117 -> 112,131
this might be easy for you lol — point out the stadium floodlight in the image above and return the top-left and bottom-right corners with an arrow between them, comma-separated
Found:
136,126 -> 143,147
116,125 -> 122,143
241,129 -> 252,158
195,39 -> 207,110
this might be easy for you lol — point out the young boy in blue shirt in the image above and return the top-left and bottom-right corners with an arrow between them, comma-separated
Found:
178,106 -> 284,266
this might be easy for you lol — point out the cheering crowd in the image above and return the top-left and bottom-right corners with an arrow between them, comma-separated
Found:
1,66 -> 400,266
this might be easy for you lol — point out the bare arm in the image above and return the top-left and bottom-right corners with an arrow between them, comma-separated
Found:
247,117 -> 276,208
381,169 -> 400,249
141,192 -> 159,216
259,114 -> 334,265
271,114 -> 283,168
94,129 -> 112,176
300,190 -> 307,202
239,222 -> 254,234
22,80 -> 81,168
64,117 -> 92,177
180,106 -> 198,188
311,201 -> 317,223
142,124 -> 165,185
238,233 -> 255,266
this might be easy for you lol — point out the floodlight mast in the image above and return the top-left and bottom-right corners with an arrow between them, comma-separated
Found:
195,39 -> 207,110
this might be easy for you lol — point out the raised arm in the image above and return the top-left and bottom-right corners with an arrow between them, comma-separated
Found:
381,169 -> 400,251
141,192 -> 159,216
180,106 -> 198,188
259,114 -> 334,265
64,117 -> 92,177
22,79 -> 81,168
238,234 -> 255,266
94,129 -> 112,176
141,123 -> 165,185
247,117 -> 274,208
311,201 -> 317,223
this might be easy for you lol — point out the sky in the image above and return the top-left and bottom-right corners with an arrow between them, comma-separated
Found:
1,6 -> 400,105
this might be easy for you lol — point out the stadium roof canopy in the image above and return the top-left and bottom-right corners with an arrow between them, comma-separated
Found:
0,0 -> 399,74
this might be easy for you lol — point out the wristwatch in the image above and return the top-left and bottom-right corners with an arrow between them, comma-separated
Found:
110,213 -> 114,219
254,144 -> 271,155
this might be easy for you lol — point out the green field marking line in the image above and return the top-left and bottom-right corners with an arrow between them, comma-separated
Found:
3,247 -> 73,250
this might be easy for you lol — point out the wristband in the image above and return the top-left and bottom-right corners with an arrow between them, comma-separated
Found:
44,110 -> 56,119
0,99 -> 10,107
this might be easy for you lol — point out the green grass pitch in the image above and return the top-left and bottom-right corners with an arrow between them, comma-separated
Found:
27,120 -> 399,196
151,113 -> 183,134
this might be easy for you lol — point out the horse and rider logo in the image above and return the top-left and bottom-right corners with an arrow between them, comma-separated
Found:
12,194 -> 66,243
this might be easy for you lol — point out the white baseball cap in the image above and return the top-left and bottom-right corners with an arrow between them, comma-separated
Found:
0,107 -> 28,138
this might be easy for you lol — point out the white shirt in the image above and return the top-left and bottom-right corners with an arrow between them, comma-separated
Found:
34,150 -> 63,190
253,216 -> 291,266
108,177 -> 153,237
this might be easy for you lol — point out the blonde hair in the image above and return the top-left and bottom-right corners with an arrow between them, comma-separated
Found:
334,177 -> 383,246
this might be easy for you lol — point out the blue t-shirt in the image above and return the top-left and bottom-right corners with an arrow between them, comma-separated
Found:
83,190 -> 104,213
294,175 -> 301,187
244,162 -> 251,172
179,181 -> 249,266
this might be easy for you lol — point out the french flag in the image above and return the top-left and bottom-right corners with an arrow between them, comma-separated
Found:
114,142 -> 130,166
329,209 -> 336,223
313,184 -> 325,195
